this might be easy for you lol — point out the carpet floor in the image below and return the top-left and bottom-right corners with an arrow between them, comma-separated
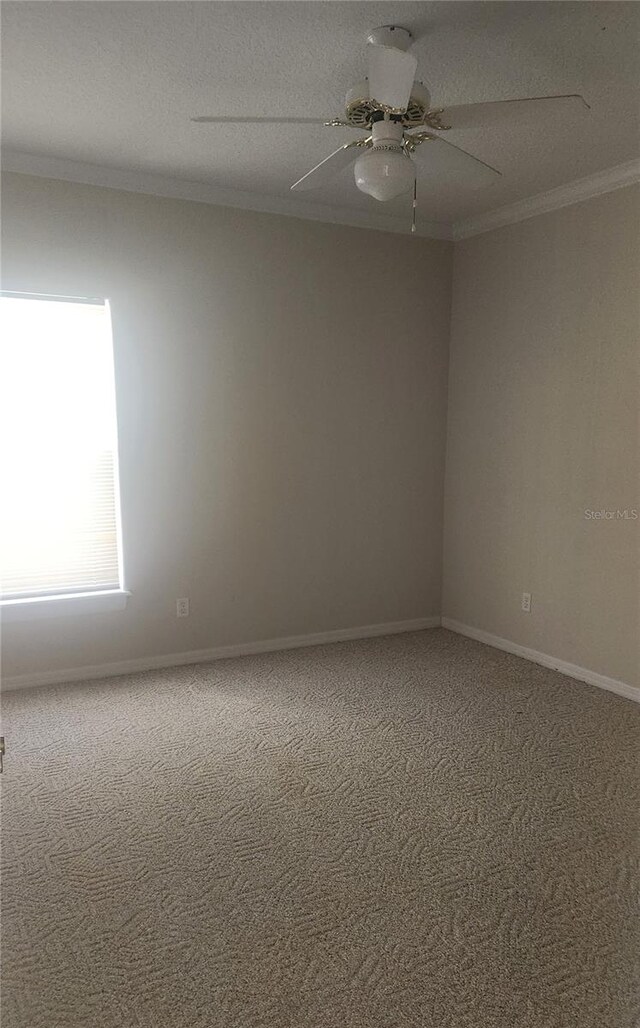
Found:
1,628 -> 639,1028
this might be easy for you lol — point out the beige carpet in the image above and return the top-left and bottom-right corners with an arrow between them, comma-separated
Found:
1,628 -> 639,1028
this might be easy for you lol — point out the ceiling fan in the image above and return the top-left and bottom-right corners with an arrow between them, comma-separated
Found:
193,25 -> 589,228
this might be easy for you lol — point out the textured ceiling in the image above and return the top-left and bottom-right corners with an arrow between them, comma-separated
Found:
2,1 -> 640,234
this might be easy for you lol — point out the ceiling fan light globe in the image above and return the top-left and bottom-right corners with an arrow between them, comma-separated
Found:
354,149 -> 415,202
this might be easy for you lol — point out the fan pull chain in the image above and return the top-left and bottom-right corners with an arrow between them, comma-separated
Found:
411,178 -> 417,234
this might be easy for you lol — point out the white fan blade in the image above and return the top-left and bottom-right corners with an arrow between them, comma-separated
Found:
413,137 -> 501,190
367,44 -> 417,112
192,116 -> 333,125
436,94 -> 590,130
290,143 -> 361,192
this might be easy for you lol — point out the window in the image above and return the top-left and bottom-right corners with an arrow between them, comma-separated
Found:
0,292 -> 127,617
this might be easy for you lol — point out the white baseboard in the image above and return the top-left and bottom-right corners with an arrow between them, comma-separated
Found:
1,616 -> 441,692
441,618 -> 640,704
5,615 -> 636,704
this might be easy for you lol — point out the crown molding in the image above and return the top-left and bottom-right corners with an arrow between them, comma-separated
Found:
4,149 -> 638,245
1,150 -> 453,241
453,158 -> 640,240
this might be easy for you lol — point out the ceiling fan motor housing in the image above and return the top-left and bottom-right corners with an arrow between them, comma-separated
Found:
345,80 -> 431,128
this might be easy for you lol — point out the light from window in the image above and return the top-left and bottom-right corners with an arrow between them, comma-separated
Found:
0,292 -> 124,600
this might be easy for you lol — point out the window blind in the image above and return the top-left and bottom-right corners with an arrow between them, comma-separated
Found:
0,293 -> 123,600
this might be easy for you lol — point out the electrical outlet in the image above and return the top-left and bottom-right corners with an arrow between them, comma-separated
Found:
176,597 -> 190,618
521,592 -> 531,613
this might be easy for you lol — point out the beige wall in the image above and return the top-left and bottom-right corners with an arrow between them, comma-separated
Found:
443,185 -> 640,686
3,173 -> 638,688
1,172 -> 452,678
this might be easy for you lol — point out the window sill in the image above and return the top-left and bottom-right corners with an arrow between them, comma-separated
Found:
0,590 -> 130,623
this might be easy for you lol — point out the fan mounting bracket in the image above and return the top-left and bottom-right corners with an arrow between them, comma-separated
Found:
366,26 -> 412,51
